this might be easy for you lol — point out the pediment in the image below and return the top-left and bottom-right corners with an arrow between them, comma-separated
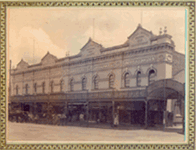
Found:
80,38 -> 102,58
127,24 -> 153,48
16,59 -> 29,70
41,52 -> 57,66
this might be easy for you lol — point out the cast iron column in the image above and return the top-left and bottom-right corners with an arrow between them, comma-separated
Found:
163,79 -> 166,131
112,101 -> 115,126
99,101 -> 101,123
145,100 -> 148,129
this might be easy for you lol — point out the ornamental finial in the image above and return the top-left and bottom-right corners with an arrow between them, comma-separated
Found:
164,26 -> 167,34
159,28 -> 162,35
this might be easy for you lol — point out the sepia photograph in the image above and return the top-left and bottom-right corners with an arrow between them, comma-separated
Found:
3,4 -> 193,147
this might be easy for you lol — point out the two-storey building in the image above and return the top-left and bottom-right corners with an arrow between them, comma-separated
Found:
9,24 -> 185,128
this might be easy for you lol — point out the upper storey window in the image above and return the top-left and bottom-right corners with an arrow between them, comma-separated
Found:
70,79 -> 74,91
42,82 -> 45,94
124,73 -> 130,87
82,78 -> 87,90
137,71 -> 141,87
25,84 -> 29,95
148,70 -> 156,85
109,74 -> 114,88
34,83 -> 37,94
60,79 -> 64,92
93,75 -> 99,90
16,85 -> 19,95
50,81 -> 54,93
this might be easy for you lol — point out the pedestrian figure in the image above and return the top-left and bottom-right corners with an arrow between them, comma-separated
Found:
113,113 -> 119,127
79,113 -> 84,126
61,114 -> 67,126
168,112 -> 174,126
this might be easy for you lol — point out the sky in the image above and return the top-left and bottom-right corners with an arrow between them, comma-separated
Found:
8,7 -> 186,67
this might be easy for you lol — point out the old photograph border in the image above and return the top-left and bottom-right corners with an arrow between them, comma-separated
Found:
0,1 -> 195,150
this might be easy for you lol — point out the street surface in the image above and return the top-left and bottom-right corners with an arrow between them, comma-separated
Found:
8,122 -> 184,143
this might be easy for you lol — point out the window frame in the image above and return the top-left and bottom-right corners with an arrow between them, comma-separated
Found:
109,74 -> 115,88
148,69 -> 156,85
50,81 -> 54,93
16,85 -> 19,95
82,77 -> 87,90
25,84 -> 28,95
70,79 -> 74,91
42,82 -> 45,94
124,73 -> 130,88
93,76 -> 98,90
137,71 -> 141,87
60,79 -> 64,92
34,83 -> 37,94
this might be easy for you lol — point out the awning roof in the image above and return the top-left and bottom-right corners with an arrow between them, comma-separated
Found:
147,79 -> 184,100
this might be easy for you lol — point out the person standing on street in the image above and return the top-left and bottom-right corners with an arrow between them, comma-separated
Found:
79,113 -> 84,126
113,113 -> 119,127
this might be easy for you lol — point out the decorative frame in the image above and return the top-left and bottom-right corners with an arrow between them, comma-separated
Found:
0,1 -> 195,150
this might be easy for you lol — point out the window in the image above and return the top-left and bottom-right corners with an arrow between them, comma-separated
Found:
60,79 -> 64,92
82,78 -> 87,90
148,70 -> 156,85
16,85 -> 19,95
34,83 -> 37,93
50,81 -> 54,93
93,76 -> 98,89
25,84 -> 28,94
137,71 -> 141,87
109,74 -> 114,88
70,79 -> 74,91
42,82 -> 45,94
124,73 -> 130,87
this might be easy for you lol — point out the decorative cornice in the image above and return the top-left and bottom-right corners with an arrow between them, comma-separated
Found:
11,43 -> 180,76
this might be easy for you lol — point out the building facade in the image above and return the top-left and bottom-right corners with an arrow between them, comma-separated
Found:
9,24 -> 185,128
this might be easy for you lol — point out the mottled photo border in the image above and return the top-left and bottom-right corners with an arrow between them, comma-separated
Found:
0,1 -> 195,149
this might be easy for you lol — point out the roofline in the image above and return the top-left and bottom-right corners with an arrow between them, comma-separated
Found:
127,24 -> 153,39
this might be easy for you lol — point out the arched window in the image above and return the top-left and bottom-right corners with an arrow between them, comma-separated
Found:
82,78 -> 87,90
16,85 -> 19,95
148,69 -> 156,85
34,83 -> 37,94
137,71 -> 141,87
60,79 -> 64,92
70,79 -> 74,91
42,82 -> 45,94
50,81 -> 54,93
109,74 -> 114,88
93,76 -> 98,89
25,84 -> 28,94
124,73 -> 130,87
